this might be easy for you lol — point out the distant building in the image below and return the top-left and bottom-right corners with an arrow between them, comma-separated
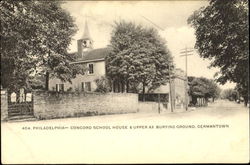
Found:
154,68 -> 187,109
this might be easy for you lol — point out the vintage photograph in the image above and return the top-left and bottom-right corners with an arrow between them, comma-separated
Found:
1,0 -> 249,164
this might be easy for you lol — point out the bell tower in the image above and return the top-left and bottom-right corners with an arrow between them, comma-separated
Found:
77,20 -> 93,58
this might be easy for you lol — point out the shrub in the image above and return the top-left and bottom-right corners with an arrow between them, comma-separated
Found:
94,77 -> 111,93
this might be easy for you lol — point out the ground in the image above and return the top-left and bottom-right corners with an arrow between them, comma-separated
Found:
1,100 -> 249,164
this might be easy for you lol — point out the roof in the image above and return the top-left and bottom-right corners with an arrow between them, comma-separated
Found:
81,20 -> 92,40
71,47 -> 111,63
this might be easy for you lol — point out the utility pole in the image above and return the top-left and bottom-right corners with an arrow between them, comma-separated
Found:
140,15 -> 174,113
169,64 -> 174,112
180,46 -> 194,111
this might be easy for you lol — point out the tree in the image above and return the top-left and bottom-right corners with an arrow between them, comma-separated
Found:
208,80 -> 221,102
0,1 -> 82,91
188,76 -> 221,105
235,83 -> 248,105
106,21 -> 173,97
188,0 -> 249,106
221,88 -> 239,101
94,76 -> 112,93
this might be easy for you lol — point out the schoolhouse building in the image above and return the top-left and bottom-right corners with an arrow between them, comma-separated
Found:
49,21 -> 110,92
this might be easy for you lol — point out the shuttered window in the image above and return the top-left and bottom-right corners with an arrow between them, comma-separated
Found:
88,64 -> 94,74
85,82 -> 91,91
81,82 -> 85,91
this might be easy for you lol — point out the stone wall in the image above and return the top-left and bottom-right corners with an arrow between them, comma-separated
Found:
33,91 -> 138,120
138,102 -> 168,113
1,89 -> 8,121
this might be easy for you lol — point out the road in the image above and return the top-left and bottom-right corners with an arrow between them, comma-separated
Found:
1,100 -> 249,164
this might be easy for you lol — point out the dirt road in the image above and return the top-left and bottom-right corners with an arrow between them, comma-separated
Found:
1,100 -> 249,163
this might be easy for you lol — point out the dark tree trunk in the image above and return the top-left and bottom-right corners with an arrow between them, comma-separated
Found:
113,80 -> 117,93
126,80 -> 129,93
121,81 -> 124,93
205,97 -> 208,106
45,50 -> 51,91
191,96 -> 197,106
112,80 -> 115,92
142,82 -> 145,102
118,81 -> 120,93
45,71 -> 49,91
243,96 -> 248,107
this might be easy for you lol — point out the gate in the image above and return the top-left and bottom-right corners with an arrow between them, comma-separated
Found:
7,88 -> 34,117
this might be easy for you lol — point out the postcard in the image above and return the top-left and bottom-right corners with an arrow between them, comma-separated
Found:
1,0 -> 249,164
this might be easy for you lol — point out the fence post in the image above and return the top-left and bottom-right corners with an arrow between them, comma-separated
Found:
1,89 -> 8,120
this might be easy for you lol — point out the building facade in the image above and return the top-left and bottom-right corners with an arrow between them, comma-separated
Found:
153,68 -> 187,109
49,21 -> 109,92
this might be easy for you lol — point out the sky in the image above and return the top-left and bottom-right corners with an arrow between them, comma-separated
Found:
62,1 -> 236,89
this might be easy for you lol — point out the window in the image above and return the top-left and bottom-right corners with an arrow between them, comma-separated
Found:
83,40 -> 87,47
56,84 -> 64,92
88,63 -> 94,74
81,82 -> 85,91
59,84 -> 64,92
85,82 -> 91,91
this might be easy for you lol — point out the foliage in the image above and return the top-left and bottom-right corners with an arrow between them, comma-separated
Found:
221,88 -> 239,101
235,83 -> 249,106
66,87 -> 73,92
28,75 -> 45,90
95,76 -> 112,93
188,0 -> 249,105
0,1 -> 82,90
106,20 -> 173,94
188,76 -> 221,105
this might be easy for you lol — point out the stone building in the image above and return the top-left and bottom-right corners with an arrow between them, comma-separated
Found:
49,21 -> 109,92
